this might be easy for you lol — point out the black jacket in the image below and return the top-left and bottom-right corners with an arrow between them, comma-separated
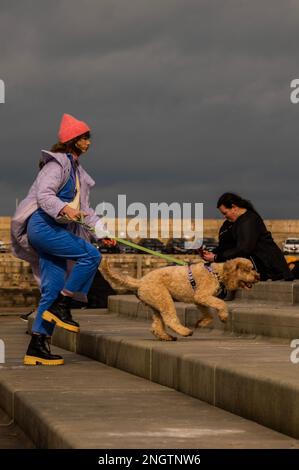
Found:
214,211 -> 293,281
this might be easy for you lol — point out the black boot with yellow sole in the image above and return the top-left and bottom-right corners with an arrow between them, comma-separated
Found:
42,293 -> 80,333
24,334 -> 64,366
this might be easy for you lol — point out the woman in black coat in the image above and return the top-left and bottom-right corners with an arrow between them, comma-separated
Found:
203,193 -> 294,281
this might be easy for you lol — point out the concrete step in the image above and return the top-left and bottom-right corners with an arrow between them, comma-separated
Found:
108,295 -> 299,340
234,280 -> 299,304
0,407 -> 34,449
33,307 -> 299,441
2,317 -> 299,449
229,304 -> 299,339
0,308 -> 35,317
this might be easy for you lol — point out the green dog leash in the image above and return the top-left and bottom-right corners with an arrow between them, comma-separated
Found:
76,219 -> 188,266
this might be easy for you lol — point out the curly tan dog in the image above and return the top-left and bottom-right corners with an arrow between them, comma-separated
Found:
100,258 -> 259,341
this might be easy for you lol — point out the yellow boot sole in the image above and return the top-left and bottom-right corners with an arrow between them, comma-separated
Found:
42,310 -> 80,333
24,355 -> 64,366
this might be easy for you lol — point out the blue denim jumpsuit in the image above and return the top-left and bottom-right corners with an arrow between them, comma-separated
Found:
27,154 -> 101,336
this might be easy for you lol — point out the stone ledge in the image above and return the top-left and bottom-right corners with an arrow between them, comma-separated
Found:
234,281 -> 299,304
29,310 -> 299,440
3,317 -> 297,448
108,295 -> 299,340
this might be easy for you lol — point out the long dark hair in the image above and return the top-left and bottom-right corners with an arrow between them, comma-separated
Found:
50,131 -> 91,154
217,192 -> 260,217
39,131 -> 91,170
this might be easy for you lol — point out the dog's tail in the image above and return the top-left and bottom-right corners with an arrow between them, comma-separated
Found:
100,258 -> 141,291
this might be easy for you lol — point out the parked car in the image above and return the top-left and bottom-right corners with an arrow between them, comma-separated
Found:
138,238 -> 165,253
282,238 -> 299,254
164,238 -> 194,254
97,239 -> 120,254
0,240 -> 9,253
118,242 -> 137,254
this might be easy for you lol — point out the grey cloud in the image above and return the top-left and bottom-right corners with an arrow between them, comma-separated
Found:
1,0 -> 299,218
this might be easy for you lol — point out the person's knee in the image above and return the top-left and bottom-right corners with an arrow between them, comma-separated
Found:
88,246 -> 101,267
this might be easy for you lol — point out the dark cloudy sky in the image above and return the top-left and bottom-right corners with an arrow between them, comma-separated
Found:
1,0 -> 299,218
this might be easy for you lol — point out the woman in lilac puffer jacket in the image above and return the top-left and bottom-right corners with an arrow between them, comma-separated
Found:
11,113 -> 103,366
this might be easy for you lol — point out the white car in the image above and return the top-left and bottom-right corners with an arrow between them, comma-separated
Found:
282,238 -> 299,254
0,240 -> 11,253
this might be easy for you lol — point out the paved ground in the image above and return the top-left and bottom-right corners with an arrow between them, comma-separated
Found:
0,313 -> 299,448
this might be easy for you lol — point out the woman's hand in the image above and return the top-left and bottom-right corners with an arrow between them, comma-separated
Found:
202,250 -> 216,262
59,206 -> 88,221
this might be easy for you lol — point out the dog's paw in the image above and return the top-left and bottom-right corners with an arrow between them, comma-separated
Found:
179,327 -> 193,337
162,335 -> 177,342
218,311 -> 229,323
196,316 -> 213,328
151,330 -> 177,341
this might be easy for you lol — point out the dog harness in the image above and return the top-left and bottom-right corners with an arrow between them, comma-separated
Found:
187,264 -> 197,290
188,263 -> 228,299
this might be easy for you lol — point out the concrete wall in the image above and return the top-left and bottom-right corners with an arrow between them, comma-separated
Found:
0,217 -> 11,244
2,216 -> 299,247
1,215 -> 299,308
0,252 -> 200,307
0,253 -> 40,308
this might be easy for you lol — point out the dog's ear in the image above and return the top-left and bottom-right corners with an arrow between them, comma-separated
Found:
235,259 -> 246,270
223,258 -> 239,276
235,258 -> 253,271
